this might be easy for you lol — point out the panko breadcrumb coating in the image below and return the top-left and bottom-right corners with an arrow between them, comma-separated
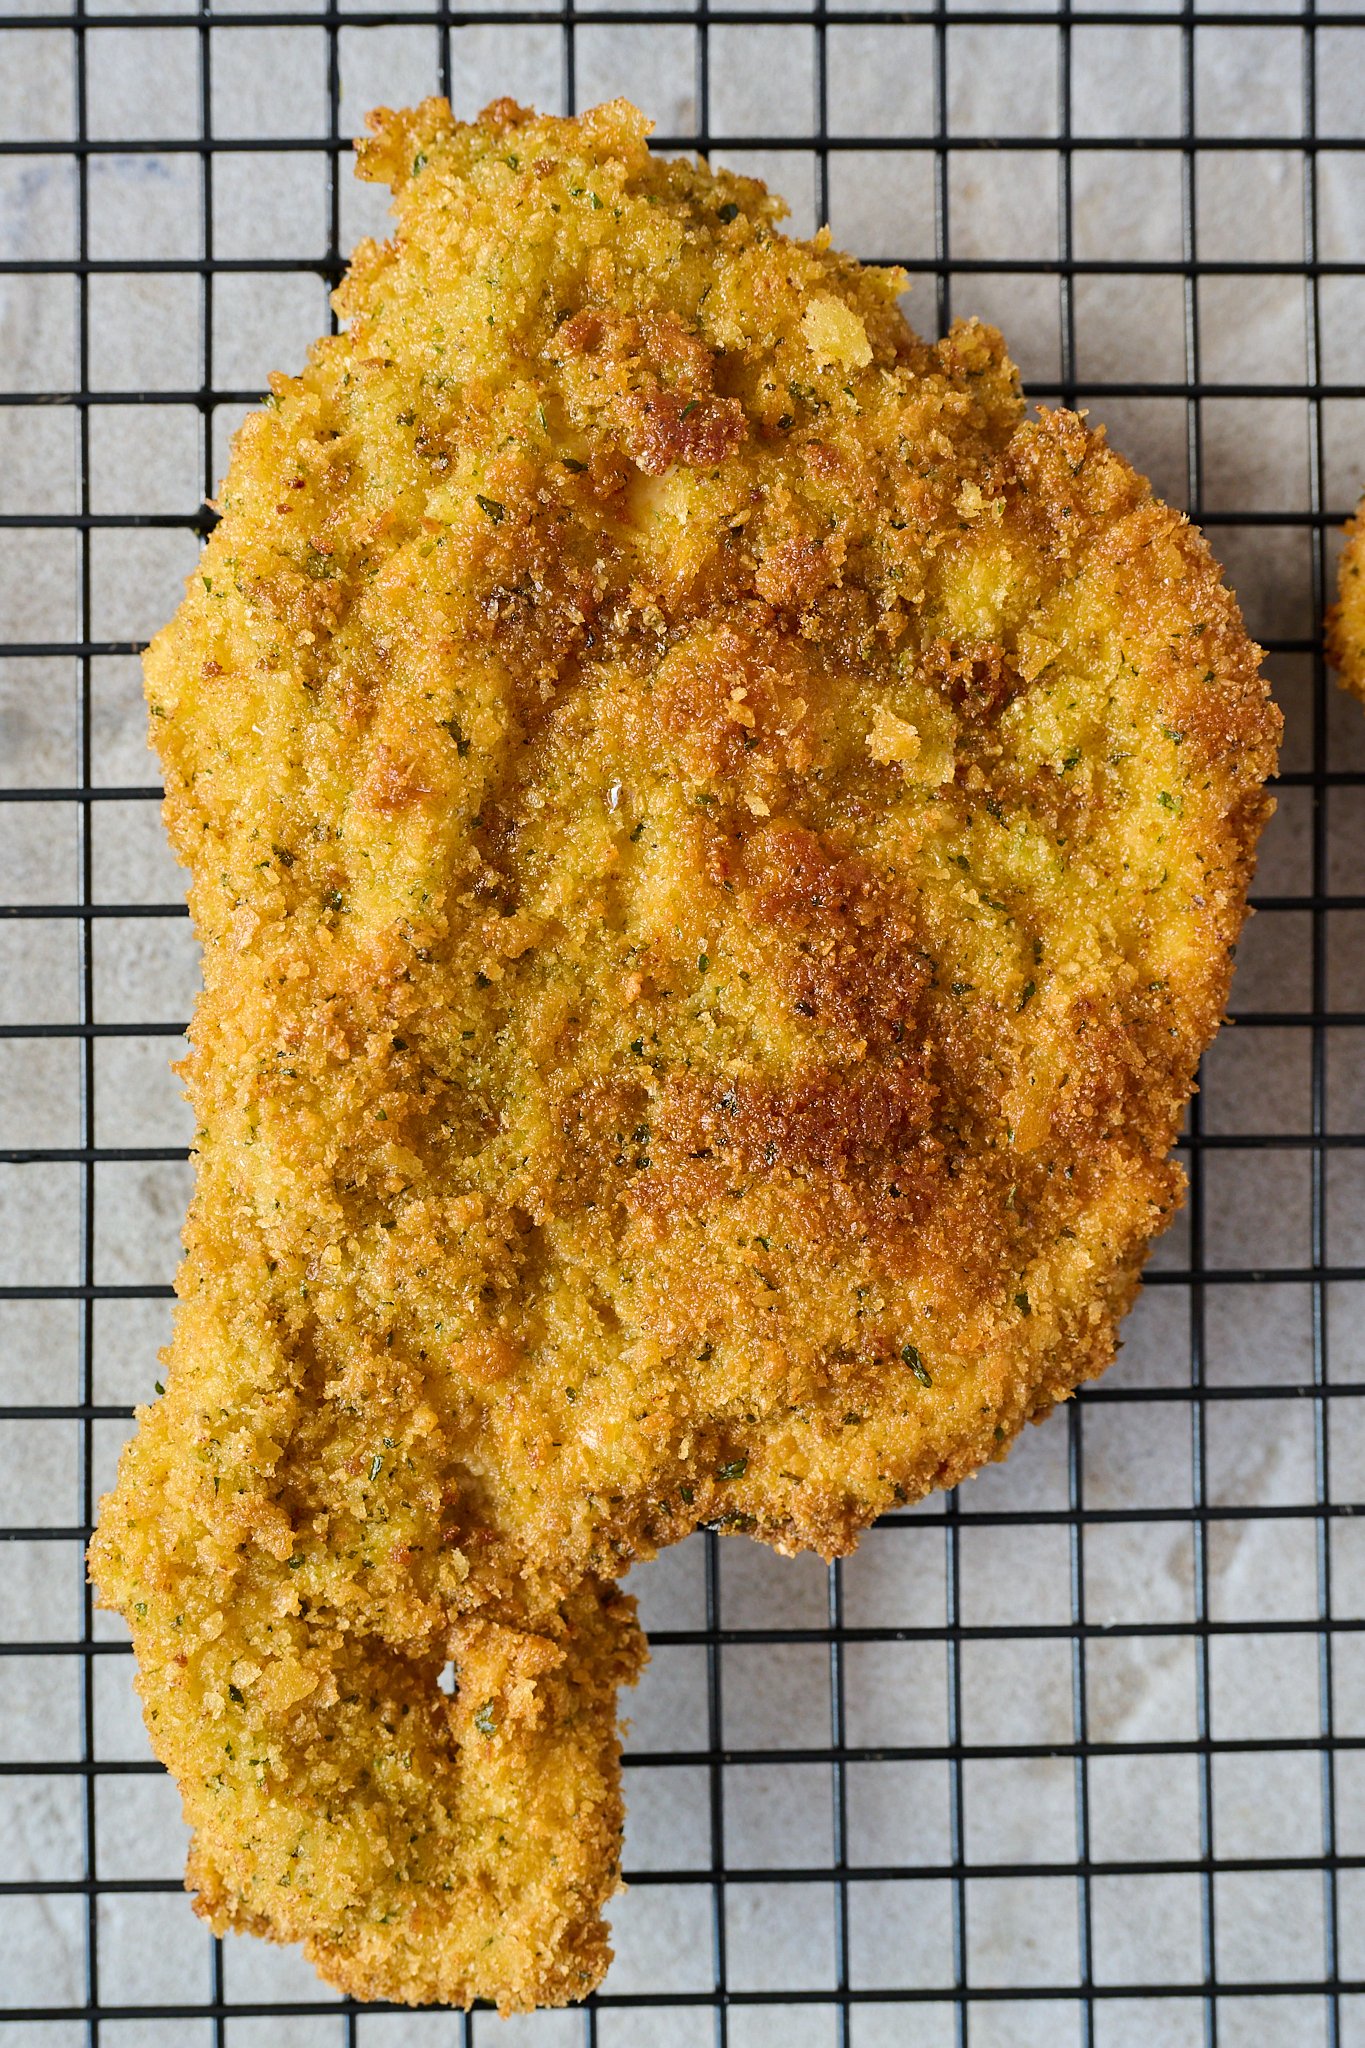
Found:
1329,499 -> 1365,701
91,95 -> 1280,2010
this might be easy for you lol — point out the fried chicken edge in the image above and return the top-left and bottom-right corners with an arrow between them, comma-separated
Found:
1328,502 -> 1365,702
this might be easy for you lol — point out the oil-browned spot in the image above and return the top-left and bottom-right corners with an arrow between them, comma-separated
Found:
755,534 -> 843,610
554,305 -> 748,475
920,636 -> 1023,723
363,745 -> 437,813
667,1060 -> 938,1181
624,390 -> 747,476
739,822 -> 934,1043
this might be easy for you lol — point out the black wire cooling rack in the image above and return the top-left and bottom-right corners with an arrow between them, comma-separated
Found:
3,4 -> 1365,2044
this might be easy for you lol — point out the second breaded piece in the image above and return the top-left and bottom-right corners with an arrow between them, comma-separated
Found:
93,95 -> 1279,2009
1329,499 -> 1365,701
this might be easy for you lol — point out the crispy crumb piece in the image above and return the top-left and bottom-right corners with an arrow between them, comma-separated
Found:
801,293 -> 874,368
867,704 -> 922,767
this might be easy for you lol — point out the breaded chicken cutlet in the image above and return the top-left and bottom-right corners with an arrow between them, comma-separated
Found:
1329,499 -> 1365,701
91,96 -> 1280,2010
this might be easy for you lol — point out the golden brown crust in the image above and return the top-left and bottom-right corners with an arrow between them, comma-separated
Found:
1329,503 -> 1365,702
89,1275 -> 645,2011
91,95 -> 1279,2009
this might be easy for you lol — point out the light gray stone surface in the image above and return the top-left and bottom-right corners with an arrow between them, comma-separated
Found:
2,10 -> 1363,2043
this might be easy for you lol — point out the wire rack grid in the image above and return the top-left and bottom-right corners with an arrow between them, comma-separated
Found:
2,3 -> 1365,2046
